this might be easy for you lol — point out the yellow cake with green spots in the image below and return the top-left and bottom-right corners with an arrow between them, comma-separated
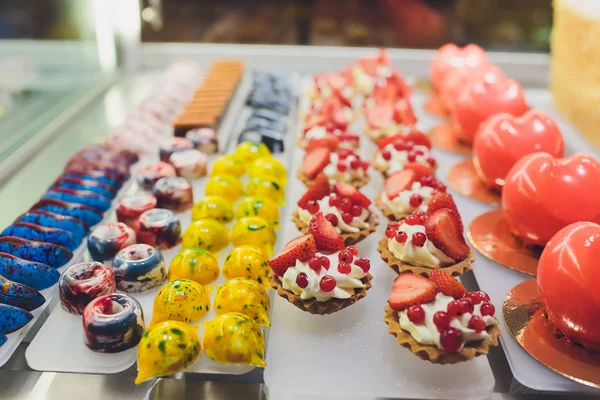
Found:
182,219 -> 229,252
214,278 -> 271,326
169,248 -> 220,285
230,217 -> 276,255
235,196 -> 280,228
222,246 -> 270,286
151,280 -> 210,325
191,196 -> 234,223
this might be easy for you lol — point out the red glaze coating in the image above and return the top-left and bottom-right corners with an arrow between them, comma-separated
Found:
440,63 -> 505,113
538,221 -> 600,352
502,152 -> 600,246
453,76 -> 528,145
473,110 -> 565,191
430,44 -> 488,92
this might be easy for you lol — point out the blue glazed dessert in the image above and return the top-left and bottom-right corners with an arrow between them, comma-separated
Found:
112,244 -> 166,293
87,223 -> 136,264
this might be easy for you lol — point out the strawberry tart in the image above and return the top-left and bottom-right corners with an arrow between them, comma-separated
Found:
363,81 -> 416,142
293,174 -> 378,245
375,166 -> 448,221
372,132 -> 436,178
300,125 -> 360,151
302,94 -> 355,135
378,205 -> 473,277
384,272 -> 500,364
269,213 -> 372,315
298,147 -> 370,188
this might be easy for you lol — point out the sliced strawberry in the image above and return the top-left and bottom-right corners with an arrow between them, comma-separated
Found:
270,234 -> 316,276
394,98 -> 417,125
319,96 -> 341,119
331,107 -> 352,130
429,270 -> 466,299
298,173 -> 331,209
405,131 -> 432,149
388,274 -> 438,311
390,71 -> 411,99
404,163 -> 434,181
333,181 -> 371,208
308,212 -> 344,252
303,147 -> 331,179
333,87 -> 353,108
384,169 -> 416,199
306,135 -> 340,152
303,114 -> 327,134
325,73 -> 347,90
373,83 -> 397,106
366,105 -> 393,129
377,133 -> 405,150
427,192 -> 459,217
425,209 -> 470,261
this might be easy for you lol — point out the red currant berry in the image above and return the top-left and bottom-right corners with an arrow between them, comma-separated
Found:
295,272 -> 309,288
440,328 -> 464,352
407,305 -> 425,324
342,212 -> 354,224
409,194 -> 423,208
325,213 -> 339,226
427,157 -> 437,167
464,292 -> 483,305
477,291 -> 490,302
395,232 -> 408,243
480,302 -> 495,317
339,198 -> 352,212
361,161 -> 370,170
337,162 -> 348,172
468,316 -> 486,333
412,232 -> 426,247
350,159 -> 361,169
433,311 -> 451,332
405,140 -> 415,149
460,298 -> 475,314
436,182 -> 447,192
355,257 -> 370,273
319,275 -> 337,292
393,141 -> 406,151
407,152 -> 417,162
350,205 -> 362,217
414,212 -> 427,224
447,300 -> 465,317
306,200 -> 320,214
338,149 -> 352,159
337,262 -> 352,274
382,150 -> 392,161
388,221 -> 400,230
338,249 -> 354,263
320,256 -> 331,270
347,246 -> 359,256
385,228 -> 396,238
329,196 -> 341,207
414,149 -> 425,156
308,257 -> 322,272
420,176 -> 435,187
404,214 -> 419,225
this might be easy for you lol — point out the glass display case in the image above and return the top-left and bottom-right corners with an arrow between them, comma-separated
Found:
0,1 -> 598,399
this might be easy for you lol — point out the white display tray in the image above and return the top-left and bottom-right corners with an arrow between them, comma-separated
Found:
26,70 -> 300,376
264,78 -> 496,400
413,87 -> 600,394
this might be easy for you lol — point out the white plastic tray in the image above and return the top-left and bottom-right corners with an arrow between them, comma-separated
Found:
413,87 -> 600,394
26,70 -> 300,376
264,77 -> 496,400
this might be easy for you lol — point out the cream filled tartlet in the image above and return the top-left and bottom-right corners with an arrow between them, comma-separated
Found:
293,173 -> 378,245
298,147 -> 370,189
372,132 -> 436,177
269,213 -> 372,315
378,204 -> 473,277
384,271 -> 500,364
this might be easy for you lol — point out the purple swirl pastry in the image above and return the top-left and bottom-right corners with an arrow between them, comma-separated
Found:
112,244 -> 166,293
152,177 -> 193,212
159,137 -> 193,162
59,262 -> 116,315
116,193 -> 158,228
82,293 -> 144,353
134,208 -> 181,250
137,162 -> 176,191
87,223 -> 136,264
169,149 -> 208,179
186,128 -> 218,154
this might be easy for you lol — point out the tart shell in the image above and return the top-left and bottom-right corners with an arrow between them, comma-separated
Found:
270,271 -> 372,315
297,169 -> 369,189
383,304 -> 501,364
292,208 -> 379,246
377,237 -> 473,277
374,191 -> 413,221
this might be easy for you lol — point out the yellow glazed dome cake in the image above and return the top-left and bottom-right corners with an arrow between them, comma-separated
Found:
551,0 -> 600,148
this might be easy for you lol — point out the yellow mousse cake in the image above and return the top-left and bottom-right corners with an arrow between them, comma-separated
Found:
551,0 -> 600,148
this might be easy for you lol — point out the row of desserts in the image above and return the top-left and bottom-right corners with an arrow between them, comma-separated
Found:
267,50 -> 501,364
428,44 -> 600,385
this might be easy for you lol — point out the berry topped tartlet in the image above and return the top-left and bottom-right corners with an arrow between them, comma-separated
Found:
300,125 -> 360,151
372,132 -> 436,177
375,166 -> 447,221
378,202 -> 473,277
293,174 -> 378,245
269,213 -> 373,315
298,147 -> 370,188
383,272 -> 500,364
